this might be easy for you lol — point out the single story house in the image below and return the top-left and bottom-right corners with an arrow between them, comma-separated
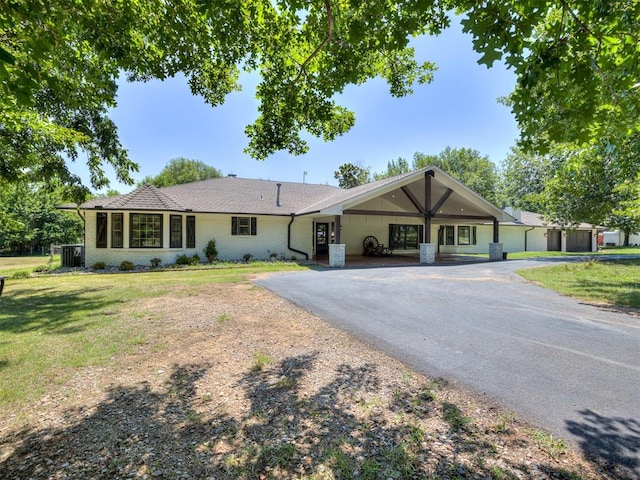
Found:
66,166 -> 597,267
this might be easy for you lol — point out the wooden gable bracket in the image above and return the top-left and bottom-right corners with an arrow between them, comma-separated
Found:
400,185 -> 424,213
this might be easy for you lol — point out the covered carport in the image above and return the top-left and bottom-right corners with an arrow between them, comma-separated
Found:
298,166 -> 514,267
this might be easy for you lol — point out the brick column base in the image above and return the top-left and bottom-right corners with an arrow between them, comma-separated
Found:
419,243 -> 436,264
329,244 -> 346,267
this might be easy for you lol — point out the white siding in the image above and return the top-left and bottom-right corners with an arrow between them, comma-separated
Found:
341,214 -> 427,255
84,211 -> 313,267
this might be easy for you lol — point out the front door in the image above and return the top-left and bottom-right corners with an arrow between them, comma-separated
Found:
315,223 -> 329,255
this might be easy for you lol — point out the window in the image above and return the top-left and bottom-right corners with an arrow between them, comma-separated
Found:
232,216 -> 257,236
186,215 -> 196,248
111,213 -> 123,248
96,212 -> 107,248
130,213 -> 162,248
444,226 -> 455,245
170,215 -> 182,248
389,224 -> 423,250
457,226 -> 477,245
458,226 -> 471,245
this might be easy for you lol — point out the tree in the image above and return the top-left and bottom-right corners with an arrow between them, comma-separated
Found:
0,183 -> 84,254
373,157 -> 411,181
2,1 -> 638,196
334,163 -> 371,189
509,138 -> 640,233
414,147 -> 502,206
500,147 -> 554,212
140,158 -> 222,188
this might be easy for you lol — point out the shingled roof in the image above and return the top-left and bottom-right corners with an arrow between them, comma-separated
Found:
81,184 -> 186,212
80,177 -> 341,215
76,168 -> 514,222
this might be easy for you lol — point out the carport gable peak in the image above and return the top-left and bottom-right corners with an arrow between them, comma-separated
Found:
305,166 -> 513,223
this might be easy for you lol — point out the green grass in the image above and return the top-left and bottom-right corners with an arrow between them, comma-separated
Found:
0,255 -> 61,277
0,263 -> 309,405
507,246 -> 640,259
518,258 -> 640,308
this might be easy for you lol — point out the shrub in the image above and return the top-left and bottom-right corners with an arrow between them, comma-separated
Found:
11,271 -> 30,279
269,252 -> 278,261
92,261 -> 106,270
150,257 -> 162,268
119,260 -> 135,271
242,253 -> 253,263
189,253 -> 200,265
175,254 -> 190,265
33,264 -> 49,273
203,239 -> 218,262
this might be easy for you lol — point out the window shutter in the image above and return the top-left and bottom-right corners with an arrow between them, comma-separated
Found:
231,216 -> 238,235
251,217 -> 257,236
472,226 -> 477,245
96,213 -> 107,248
186,216 -> 196,248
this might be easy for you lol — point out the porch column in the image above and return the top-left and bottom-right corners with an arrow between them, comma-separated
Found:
334,215 -> 341,244
493,218 -> 499,243
424,171 -> 433,243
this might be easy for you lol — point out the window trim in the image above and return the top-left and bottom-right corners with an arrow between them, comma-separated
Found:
129,213 -> 163,248
457,225 -> 471,245
170,215 -> 182,248
388,224 -> 423,250
111,213 -> 123,248
231,216 -> 257,236
96,212 -> 108,249
444,225 -> 455,246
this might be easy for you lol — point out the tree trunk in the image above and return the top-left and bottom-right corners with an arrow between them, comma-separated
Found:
623,228 -> 631,247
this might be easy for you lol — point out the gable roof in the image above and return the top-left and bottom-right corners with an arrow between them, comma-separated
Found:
76,167 -> 514,222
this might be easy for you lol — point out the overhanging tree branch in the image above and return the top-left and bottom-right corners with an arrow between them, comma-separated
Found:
294,0 -> 334,83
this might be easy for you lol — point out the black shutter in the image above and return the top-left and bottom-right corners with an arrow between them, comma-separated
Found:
251,217 -> 257,236
472,226 -> 477,245
186,216 -> 196,248
96,213 -> 107,248
418,225 -> 424,246
231,216 -> 238,235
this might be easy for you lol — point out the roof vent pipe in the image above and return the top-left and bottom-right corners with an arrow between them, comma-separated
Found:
276,183 -> 282,207
227,173 -> 237,178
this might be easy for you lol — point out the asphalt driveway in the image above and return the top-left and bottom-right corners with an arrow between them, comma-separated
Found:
256,258 -> 640,473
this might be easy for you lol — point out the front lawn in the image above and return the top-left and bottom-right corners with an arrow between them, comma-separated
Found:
517,258 -> 640,308
0,263 -> 308,404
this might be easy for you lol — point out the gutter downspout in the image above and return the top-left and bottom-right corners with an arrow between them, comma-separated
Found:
524,226 -> 535,251
288,213 -> 309,260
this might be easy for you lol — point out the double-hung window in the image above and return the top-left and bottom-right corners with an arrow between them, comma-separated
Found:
130,213 -> 163,248
231,216 -> 257,236
111,213 -> 123,248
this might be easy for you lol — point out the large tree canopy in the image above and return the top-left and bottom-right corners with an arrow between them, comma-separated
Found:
2,1 -> 639,197
139,158 -> 222,188
500,138 -> 640,238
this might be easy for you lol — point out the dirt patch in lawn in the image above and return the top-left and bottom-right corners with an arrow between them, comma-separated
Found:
0,280 -> 633,479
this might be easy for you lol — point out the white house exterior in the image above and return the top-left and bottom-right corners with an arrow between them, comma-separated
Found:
67,166 -> 599,268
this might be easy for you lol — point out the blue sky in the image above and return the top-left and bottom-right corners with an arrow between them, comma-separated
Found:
85,18 -> 520,194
